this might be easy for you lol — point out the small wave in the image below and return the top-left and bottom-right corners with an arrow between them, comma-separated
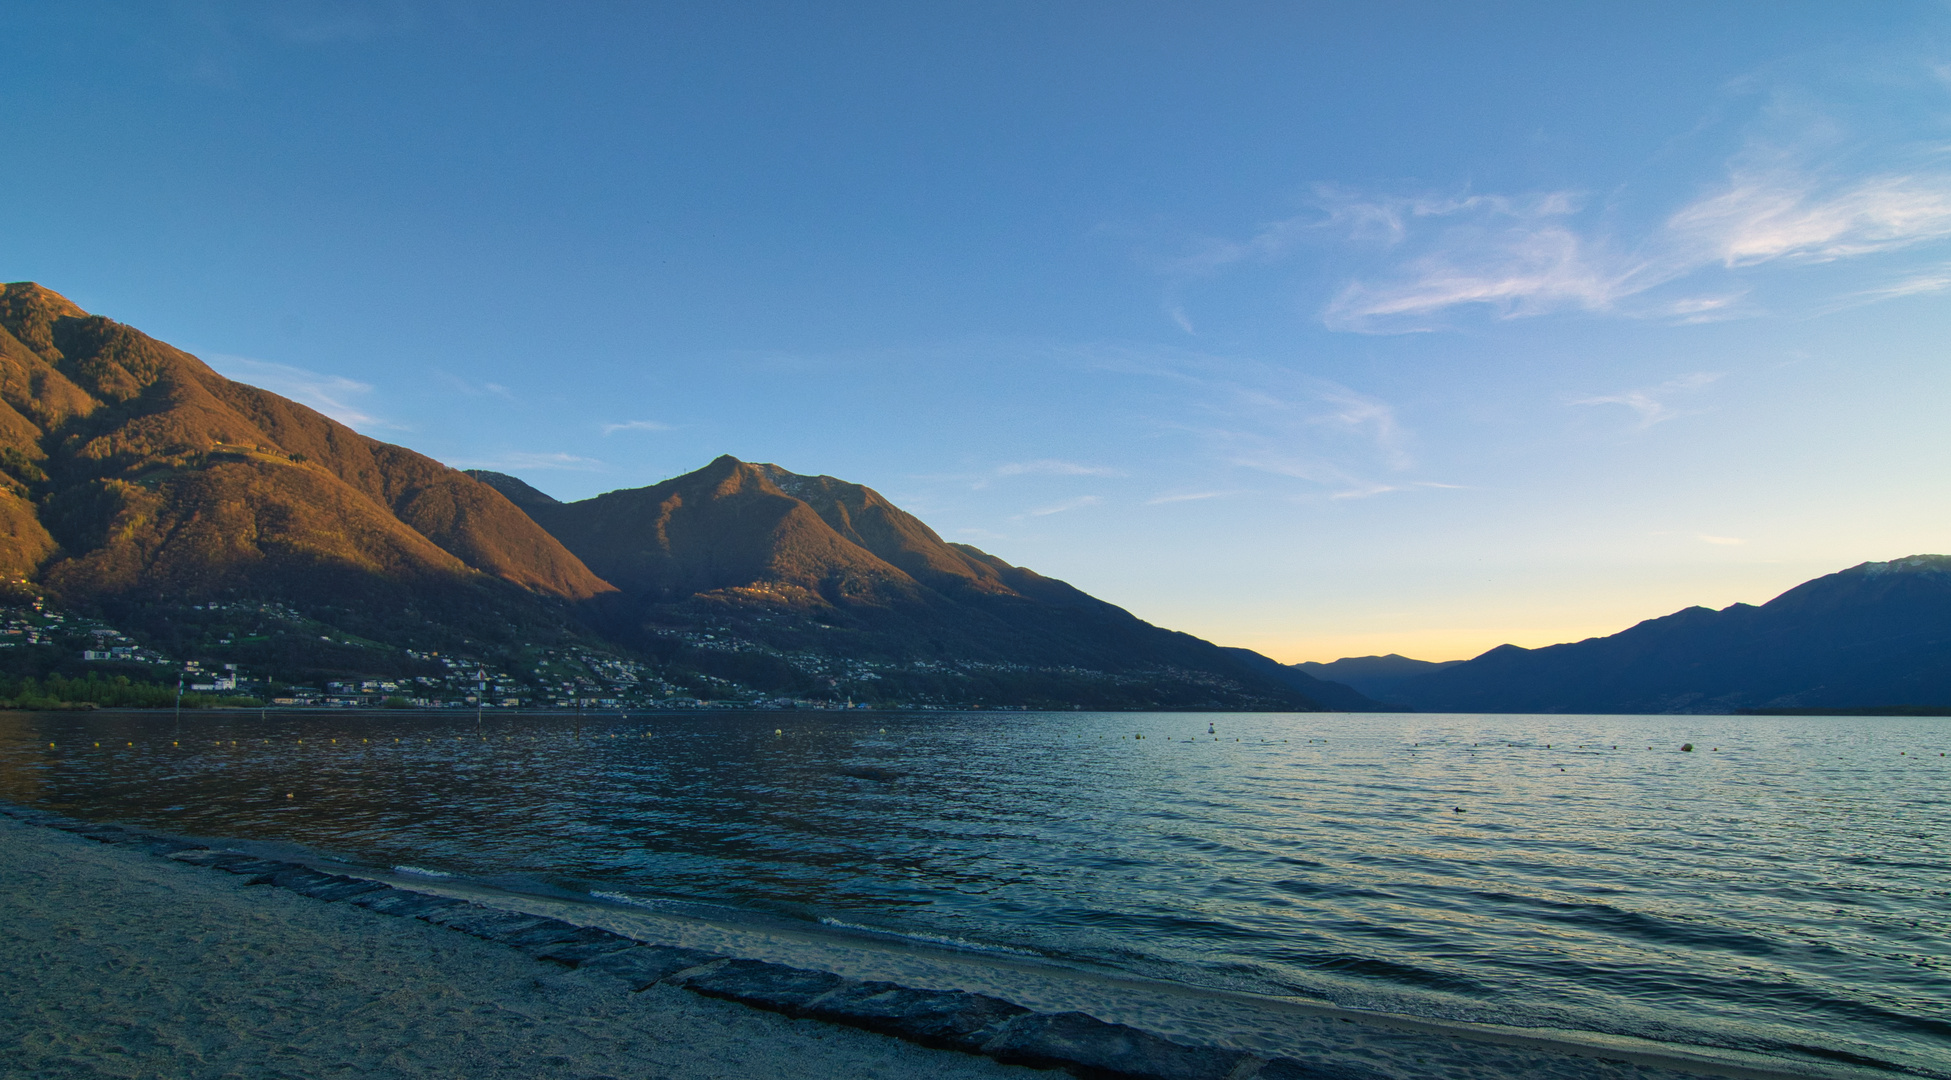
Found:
818,917 -> 1039,957
393,865 -> 452,878
592,889 -> 666,910
591,890 -> 782,922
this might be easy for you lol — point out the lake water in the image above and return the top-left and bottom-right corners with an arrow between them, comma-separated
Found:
1,709 -> 1945,1077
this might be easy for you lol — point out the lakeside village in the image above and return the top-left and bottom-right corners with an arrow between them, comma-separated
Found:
0,594 -> 1009,711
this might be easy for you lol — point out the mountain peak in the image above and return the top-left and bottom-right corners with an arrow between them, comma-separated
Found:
0,281 -> 94,362
0,281 -> 88,320
0,285 -> 613,604
510,454 -> 1350,708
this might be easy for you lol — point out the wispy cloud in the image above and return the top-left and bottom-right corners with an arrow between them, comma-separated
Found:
1065,342 -> 1473,501
1328,144 -> 1951,331
1826,263 -> 1951,309
434,373 -> 516,400
1193,376 -> 1417,493
1310,385 -> 1412,469
207,355 -> 392,430
450,451 -> 604,472
1699,535 -> 1746,546
995,460 -> 1123,478
602,420 -> 674,435
1574,372 -> 1722,428
1328,482 -> 1403,500
1668,170 -> 1951,267
1145,490 -> 1239,505
943,459 -> 1128,490
1157,210 -> 1323,279
1321,192 -> 1656,331
1164,64 -> 1951,334
1016,495 -> 1103,519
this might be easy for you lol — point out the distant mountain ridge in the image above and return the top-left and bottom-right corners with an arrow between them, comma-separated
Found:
1291,654 -> 1463,703
1353,556 -> 1951,713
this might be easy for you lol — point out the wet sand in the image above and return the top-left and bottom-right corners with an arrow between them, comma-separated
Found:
0,816 -> 1040,1079
0,813 -> 1888,1080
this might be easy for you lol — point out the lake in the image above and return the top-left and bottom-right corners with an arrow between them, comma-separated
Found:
1,709 -> 1944,1076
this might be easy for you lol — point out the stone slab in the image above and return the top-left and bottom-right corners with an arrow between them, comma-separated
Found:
349,887 -> 469,919
804,981 -> 1031,1052
577,945 -> 726,991
267,867 -> 342,892
525,926 -> 641,965
426,905 -> 557,941
493,917 -> 589,949
982,1010 -> 1251,1080
301,877 -> 387,902
169,850 -> 301,881
275,871 -> 387,903
681,958 -> 850,1015
57,823 -> 149,845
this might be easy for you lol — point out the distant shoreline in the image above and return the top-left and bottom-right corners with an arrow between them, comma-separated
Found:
1734,705 -> 1951,716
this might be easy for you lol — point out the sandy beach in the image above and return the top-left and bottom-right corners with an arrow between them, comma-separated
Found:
0,811 -> 1893,1080
0,815 -> 1043,1079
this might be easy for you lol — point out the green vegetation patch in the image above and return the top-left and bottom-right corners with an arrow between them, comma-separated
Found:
0,672 -> 244,709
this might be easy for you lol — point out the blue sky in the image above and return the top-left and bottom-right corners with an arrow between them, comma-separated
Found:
6,2 -> 1951,662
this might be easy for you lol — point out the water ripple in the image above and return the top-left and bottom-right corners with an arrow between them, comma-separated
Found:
1,709 -> 1945,1076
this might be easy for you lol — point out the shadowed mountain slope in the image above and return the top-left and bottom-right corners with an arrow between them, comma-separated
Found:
1384,556 -> 1951,713
1219,648 -> 1393,713
0,283 -> 610,652
477,458 -> 1374,710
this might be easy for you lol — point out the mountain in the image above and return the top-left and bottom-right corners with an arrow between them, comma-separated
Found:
469,459 -> 1375,710
0,281 -> 612,679
1381,556 -> 1951,713
0,282 -> 1371,710
1289,654 -> 1463,703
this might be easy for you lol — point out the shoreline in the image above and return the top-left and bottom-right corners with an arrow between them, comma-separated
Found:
0,800 -> 1916,1080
